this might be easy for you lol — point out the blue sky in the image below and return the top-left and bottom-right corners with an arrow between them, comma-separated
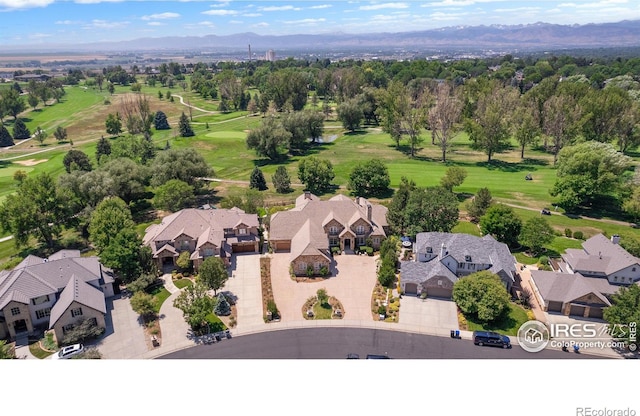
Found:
2,0 -> 640,45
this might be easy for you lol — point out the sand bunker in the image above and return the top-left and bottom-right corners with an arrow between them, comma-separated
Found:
14,159 -> 48,166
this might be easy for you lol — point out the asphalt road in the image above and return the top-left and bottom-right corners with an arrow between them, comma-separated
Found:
157,327 -> 602,359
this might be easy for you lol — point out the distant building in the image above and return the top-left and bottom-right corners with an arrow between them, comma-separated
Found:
265,49 -> 276,62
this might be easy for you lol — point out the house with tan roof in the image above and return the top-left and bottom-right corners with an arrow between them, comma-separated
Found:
269,192 -> 388,276
0,250 -> 114,341
529,234 -> 640,319
400,232 -> 517,298
143,207 -> 260,271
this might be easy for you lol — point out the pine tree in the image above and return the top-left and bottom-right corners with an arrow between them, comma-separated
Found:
249,167 -> 268,191
272,165 -> 291,194
96,135 -> 111,162
154,110 -> 170,130
178,112 -> 194,137
12,119 -> 31,140
0,125 -> 14,147
214,293 -> 231,316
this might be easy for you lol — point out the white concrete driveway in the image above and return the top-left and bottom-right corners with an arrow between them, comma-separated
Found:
270,252 -> 377,323
398,296 -> 459,334
223,253 -> 264,328
93,295 -> 148,359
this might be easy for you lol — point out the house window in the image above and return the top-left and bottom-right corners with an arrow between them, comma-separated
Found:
314,262 -> 322,271
298,262 -> 307,272
71,307 -> 83,318
329,238 -> 339,247
88,317 -> 98,326
358,237 -> 365,246
203,248 -> 214,257
36,308 -> 51,319
373,237 -> 380,245
62,324 -> 74,334
438,280 -> 443,286
238,228 -> 247,235
180,240 -> 190,250
10,307 -> 20,316
32,295 -> 50,305
356,225 -> 365,234
329,226 -> 338,234
614,276 -> 618,282
633,267 -> 637,272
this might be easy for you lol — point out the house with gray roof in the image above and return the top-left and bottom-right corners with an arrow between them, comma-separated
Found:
0,250 -> 114,341
269,192 -> 388,276
143,207 -> 260,271
560,234 -> 640,285
529,234 -> 640,319
400,232 -> 517,298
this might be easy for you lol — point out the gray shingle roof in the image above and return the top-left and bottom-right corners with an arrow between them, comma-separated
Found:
530,270 -> 616,305
0,251 -> 107,311
49,274 -> 107,328
564,233 -> 640,276
401,260 -> 458,285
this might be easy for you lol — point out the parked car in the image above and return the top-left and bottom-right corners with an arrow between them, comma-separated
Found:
540,208 -> 551,215
51,343 -> 84,359
366,354 -> 391,359
472,331 -> 511,349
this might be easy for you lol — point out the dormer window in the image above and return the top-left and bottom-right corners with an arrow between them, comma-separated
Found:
329,226 -> 338,234
426,247 -> 432,253
465,255 -> 471,262
356,225 -> 365,234
238,228 -> 247,235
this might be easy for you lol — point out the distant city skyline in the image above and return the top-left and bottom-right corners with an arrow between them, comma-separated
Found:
1,0 -> 640,46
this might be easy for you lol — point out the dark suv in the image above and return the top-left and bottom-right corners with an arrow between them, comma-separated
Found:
473,331 -> 511,349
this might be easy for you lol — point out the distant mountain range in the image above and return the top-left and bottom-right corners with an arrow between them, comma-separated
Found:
10,19 -> 640,53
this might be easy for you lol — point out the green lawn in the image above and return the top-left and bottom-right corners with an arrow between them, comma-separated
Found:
464,303 -> 530,336
204,312 -> 227,332
312,301 -> 333,319
173,278 -> 193,289
149,286 -> 171,313
452,220 -> 481,236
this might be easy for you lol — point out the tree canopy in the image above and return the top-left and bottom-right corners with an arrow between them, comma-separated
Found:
519,217 -> 555,256
297,156 -> 335,194
151,148 -> 212,189
63,149 -> 92,173
479,205 -> 522,247
272,165 -> 291,194
249,167 -> 268,191
348,159 -> 390,198
452,271 -> 511,323
403,187 -> 459,236
154,179 -> 195,212
88,196 -> 135,253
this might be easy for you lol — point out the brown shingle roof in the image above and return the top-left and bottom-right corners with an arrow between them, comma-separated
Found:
530,270 -> 615,305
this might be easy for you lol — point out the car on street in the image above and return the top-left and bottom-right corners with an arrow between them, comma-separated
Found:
51,343 -> 84,359
472,331 -> 511,349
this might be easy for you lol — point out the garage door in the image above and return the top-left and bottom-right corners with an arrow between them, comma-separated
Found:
427,287 -> 453,299
588,307 -> 604,319
272,241 -> 290,252
404,283 -> 418,295
547,301 -> 563,313
569,304 -> 586,317
233,244 -> 256,253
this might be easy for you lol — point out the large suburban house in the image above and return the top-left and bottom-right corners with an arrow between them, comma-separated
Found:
529,234 -> 640,319
0,250 -> 115,342
143,207 -> 260,271
269,192 -> 389,276
400,232 -> 517,299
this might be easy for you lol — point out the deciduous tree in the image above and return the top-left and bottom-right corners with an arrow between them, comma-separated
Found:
440,166 -> 467,192
404,187 -> 459,236
479,205 -> 522,247
246,116 -> 291,160
154,179 -> 195,212
89,196 -> 134,253
151,148 -> 212,189
348,159 -> 390,197
297,156 -> 335,194
173,282 -> 215,334
63,149 -> 92,173
453,271 -> 510,323
519,217 -> 554,256
105,113 -> 122,136
429,83 -> 462,162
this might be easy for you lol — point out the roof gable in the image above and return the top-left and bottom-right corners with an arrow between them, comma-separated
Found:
49,275 -> 106,328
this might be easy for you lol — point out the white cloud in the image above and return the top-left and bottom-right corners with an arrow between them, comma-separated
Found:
310,4 -> 332,9
55,19 -> 81,25
283,18 -> 326,25
0,0 -> 52,9
141,12 -> 180,20
202,9 -> 238,16
259,5 -> 301,12
242,13 -> 262,17
83,19 -> 130,29
28,32 -> 52,38
359,2 -> 409,11
147,21 -> 164,26
252,22 -> 269,27
229,20 -> 243,24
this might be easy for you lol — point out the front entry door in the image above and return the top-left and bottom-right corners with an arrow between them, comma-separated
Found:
344,239 -> 351,249
14,319 -> 27,333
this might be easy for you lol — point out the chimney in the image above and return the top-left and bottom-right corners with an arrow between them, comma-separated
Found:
599,251 -> 602,259
440,243 -> 446,259
304,190 -> 311,200
355,196 -> 360,205
366,203 -> 372,223
611,234 -> 620,245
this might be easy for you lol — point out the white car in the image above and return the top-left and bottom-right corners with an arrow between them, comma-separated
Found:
51,343 -> 84,360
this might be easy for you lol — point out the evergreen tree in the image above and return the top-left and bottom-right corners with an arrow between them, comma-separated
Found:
96,135 -> 112,162
0,125 -> 14,147
214,293 -> 231,316
178,112 -> 194,137
272,165 -> 291,194
12,119 -> 31,140
249,167 -> 268,191
153,110 -> 170,130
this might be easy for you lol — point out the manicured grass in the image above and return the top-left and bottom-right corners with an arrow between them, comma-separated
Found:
452,220 -> 481,236
149,286 -> 171,314
204,312 -> 228,332
29,341 -> 55,359
173,278 -> 193,289
464,303 -> 531,336
312,301 -> 333,319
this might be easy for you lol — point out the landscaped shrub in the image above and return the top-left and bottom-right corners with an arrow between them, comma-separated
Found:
564,228 -> 572,238
267,300 -> 279,319
306,265 -> 314,277
214,293 -> 231,316
60,318 -> 105,346
573,231 -> 584,240
319,266 -> 329,276
127,273 -> 157,293
538,256 -> 549,266
331,246 -> 341,255
377,305 -> 386,315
